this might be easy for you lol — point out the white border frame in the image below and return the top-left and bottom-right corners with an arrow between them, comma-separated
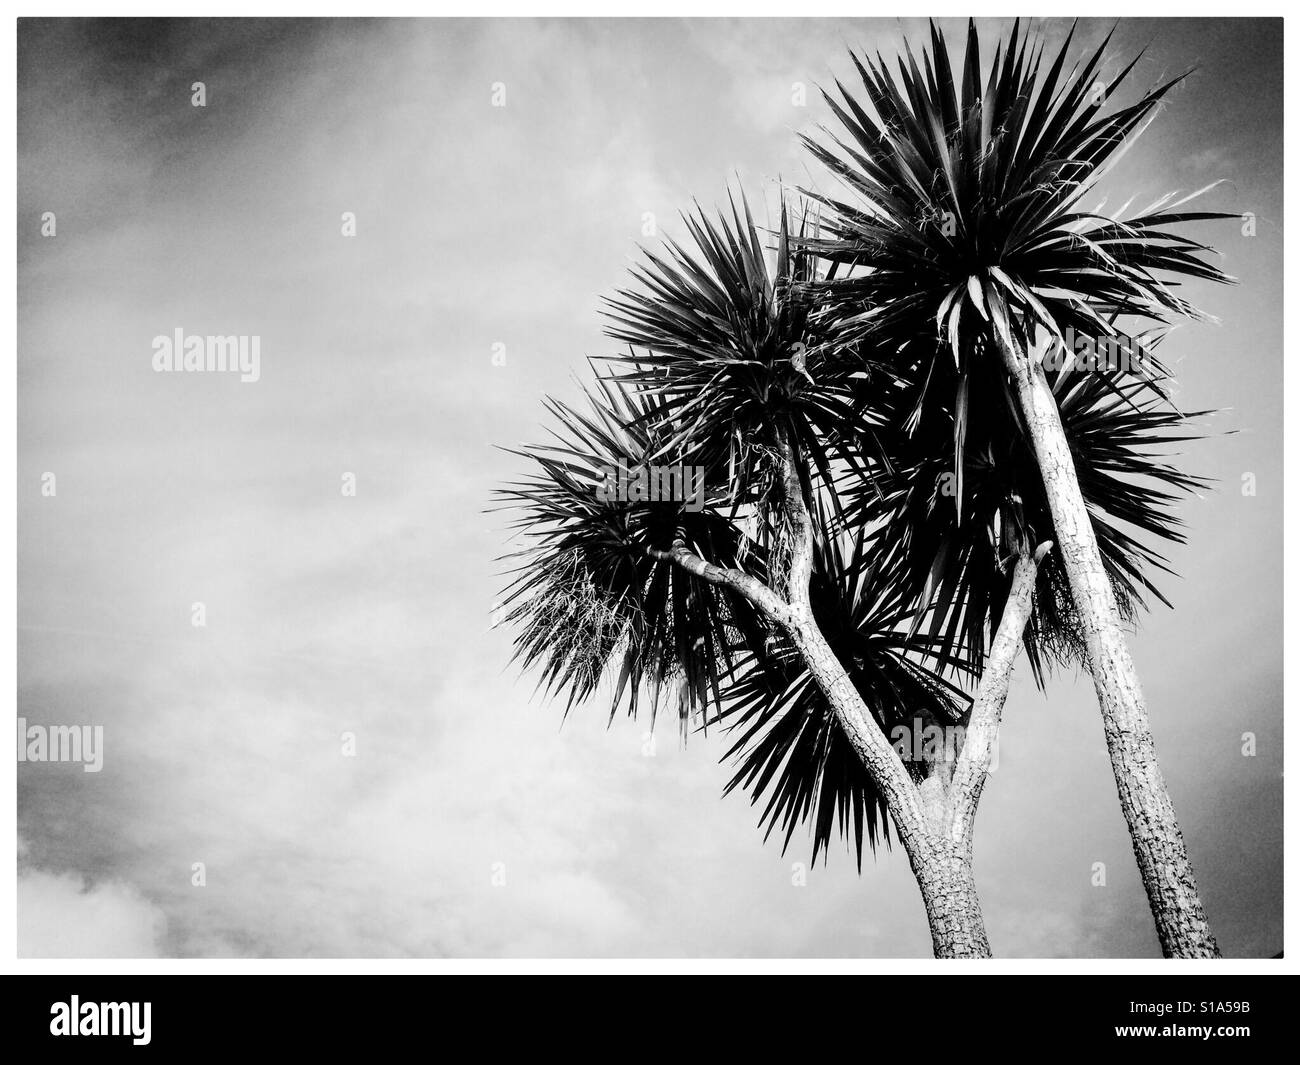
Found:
4,2 -> 1292,976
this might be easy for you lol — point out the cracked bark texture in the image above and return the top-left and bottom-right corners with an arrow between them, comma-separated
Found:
1002,342 -> 1219,958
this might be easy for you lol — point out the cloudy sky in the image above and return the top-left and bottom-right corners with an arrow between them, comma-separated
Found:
17,17 -> 1281,957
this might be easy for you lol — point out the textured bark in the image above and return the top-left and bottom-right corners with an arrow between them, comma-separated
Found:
1002,342 -> 1220,958
911,837 -> 992,958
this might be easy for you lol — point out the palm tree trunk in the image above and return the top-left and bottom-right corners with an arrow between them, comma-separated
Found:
785,612 -> 992,957
946,547 -> 1046,847
658,520 -> 1003,957
1002,343 -> 1220,958
774,428 -> 992,958
917,547 -> 1042,958
911,838 -> 991,957
654,428 -> 1049,958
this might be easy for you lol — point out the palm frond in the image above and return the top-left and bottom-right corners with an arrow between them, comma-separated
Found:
494,375 -> 769,727
803,17 -> 1234,362
836,327 -> 1210,678
800,18 -> 1229,675
601,190 -> 890,511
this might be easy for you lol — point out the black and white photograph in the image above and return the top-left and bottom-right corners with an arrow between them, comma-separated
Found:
8,7 -> 1294,1024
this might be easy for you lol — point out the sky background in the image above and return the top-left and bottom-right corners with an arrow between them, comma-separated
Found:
17,17 -> 1282,957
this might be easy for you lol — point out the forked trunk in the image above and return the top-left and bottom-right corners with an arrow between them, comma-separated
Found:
1003,342 -> 1219,958
656,432 -> 1045,958
775,429 -> 996,958
786,616 -> 992,958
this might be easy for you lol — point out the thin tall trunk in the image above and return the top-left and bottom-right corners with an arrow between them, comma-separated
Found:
946,546 -> 1047,857
1001,340 -> 1219,958
916,546 -> 1043,957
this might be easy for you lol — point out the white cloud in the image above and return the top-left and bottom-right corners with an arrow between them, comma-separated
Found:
18,866 -> 167,958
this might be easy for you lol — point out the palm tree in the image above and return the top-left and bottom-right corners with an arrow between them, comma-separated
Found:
498,200 -> 1013,955
801,18 -> 1232,955
495,192 -> 1205,956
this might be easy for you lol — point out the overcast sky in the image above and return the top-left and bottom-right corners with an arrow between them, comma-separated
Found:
17,16 -> 1281,957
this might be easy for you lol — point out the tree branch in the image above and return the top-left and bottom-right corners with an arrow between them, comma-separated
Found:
647,428 -> 937,850
771,423 -> 933,845
946,542 -> 1051,849
645,542 -> 793,626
